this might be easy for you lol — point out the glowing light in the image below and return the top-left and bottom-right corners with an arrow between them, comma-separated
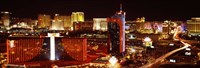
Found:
1,11 -> 9,14
109,56 -> 118,65
169,59 -> 176,63
150,46 -> 155,48
126,55 -> 130,59
169,43 -> 174,46
186,48 -> 191,51
55,14 -> 59,16
48,33 -> 60,37
23,49 -> 27,51
71,12 -> 84,22
11,51 -> 15,54
10,40 -> 15,48
144,37 -> 151,42
164,20 -> 169,23
50,35 -> 55,60
130,48 -> 136,53
185,52 -> 191,55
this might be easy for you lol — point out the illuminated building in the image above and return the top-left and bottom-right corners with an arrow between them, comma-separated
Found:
162,22 -> 169,34
71,12 -> 84,22
7,36 -> 87,64
51,20 -> 64,30
142,22 -> 154,33
153,22 -> 163,34
162,21 -> 185,35
62,38 -> 87,61
9,18 -> 37,29
7,37 -> 44,63
29,20 -> 38,28
74,21 -> 93,31
187,17 -> 200,34
54,14 -> 71,29
136,17 -> 145,22
50,14 -> 64,30
93,18 -> 107,31
1,11 -> 11,27
143,37 -> 152,47
63,16 -> 72,30
107,4 -> 126,55
173,25 -> 183,40
38,14 -> 51,28
21,18 -> 37,28
135,21 -> 163,34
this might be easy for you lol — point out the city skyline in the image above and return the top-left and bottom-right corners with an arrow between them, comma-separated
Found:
0,0 -> 200,21
1,1 -> 200,68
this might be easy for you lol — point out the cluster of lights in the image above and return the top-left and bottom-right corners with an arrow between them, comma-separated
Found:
0,53 -> 6,64
9,40 -> 15,48
169,59 -> 176,63
109,56 -> 118,65
63,63 -> 107,68
169,43 -> 174,46
107,56 -> 121,68
185,47 -> 191,56
1,11 -> 11,14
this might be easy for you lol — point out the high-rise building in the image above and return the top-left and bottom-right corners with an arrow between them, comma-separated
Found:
38,14 -> 51,28
93,18 -> 107,31
1,12 -> 11,27
51,14 -> 64,30
107,4 -> 126,55
71,12 -> 84,23
51,14 -> 71,30
63,16 -> 72,30
187,17 -> 200,34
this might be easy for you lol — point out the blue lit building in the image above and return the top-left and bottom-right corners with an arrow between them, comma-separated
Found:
107,4 -> 126,56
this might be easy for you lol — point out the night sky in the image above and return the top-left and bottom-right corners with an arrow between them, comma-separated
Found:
0,0 -> 200,21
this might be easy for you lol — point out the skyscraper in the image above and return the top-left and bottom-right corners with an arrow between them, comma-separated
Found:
107,4 -> 126,55
63,16 -> 72,30
38,14 -> 51,28
51,14 -> 64,30
71,12 -> 84,23
1,12 -> 11,27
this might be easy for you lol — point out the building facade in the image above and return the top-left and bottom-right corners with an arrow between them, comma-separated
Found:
1,12 -> 11,27
63,16 -> 72,30
93,18 -> 107,31
50,14 -> 65,30
73,21 -> 93,31
38,14 -> 51,28
187,17 -> 200,34
107,6 -> 126,55
71,12 -> 84,23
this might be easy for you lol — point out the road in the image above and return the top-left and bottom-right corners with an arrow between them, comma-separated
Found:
139,41 -> 191,68
139,32 -> 197,68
